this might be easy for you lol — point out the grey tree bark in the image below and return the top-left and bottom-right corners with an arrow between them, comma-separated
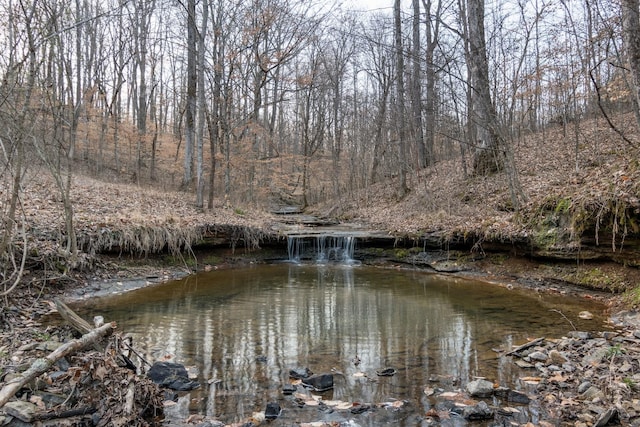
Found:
411,0 -> 427,168
195,0 -> 208,208
622,0 -> 640,128
395,0 -> 409,196
183,0 -> 197,188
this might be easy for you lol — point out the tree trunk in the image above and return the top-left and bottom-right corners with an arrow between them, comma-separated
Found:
422,0 -> 440,167
183,0 -> 196,188
394,0 -> 409,196
196,0 -> 208,208
622,0 -> 640,128
411,0 -> 426,169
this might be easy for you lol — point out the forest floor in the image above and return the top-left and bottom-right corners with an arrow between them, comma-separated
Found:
2,115 -> 640,425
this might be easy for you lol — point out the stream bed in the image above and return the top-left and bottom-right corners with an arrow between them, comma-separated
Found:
72,263 -> 608,426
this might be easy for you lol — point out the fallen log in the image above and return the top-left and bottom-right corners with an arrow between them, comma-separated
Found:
55,299 -> 93,335
0,322 -> 116,408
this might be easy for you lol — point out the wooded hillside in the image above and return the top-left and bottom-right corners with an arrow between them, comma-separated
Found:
1,0 -> 640,295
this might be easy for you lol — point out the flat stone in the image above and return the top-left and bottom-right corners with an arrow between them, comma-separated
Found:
580,386 -> 605,401
578,381 -> 592,394
507,389 -> 531,404
467,379 -> 494,397
302,373 -> 334,392
527,351 -> 548,362
4,401 -> 37,422
568,331 -> 593,340
515,360 -> 534,368
594,407 -> 618,427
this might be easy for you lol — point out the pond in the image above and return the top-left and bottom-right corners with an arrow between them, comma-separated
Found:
73,263 -> 608,425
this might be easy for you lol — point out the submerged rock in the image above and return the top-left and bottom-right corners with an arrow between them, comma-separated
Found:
463,401 -> 494,420
376,367 -> 397,376
302,373 -> 334,391
289,367 -> 313,379
147,361 -> 199,391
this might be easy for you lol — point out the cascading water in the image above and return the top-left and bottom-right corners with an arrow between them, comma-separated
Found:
286,234 -> 359,264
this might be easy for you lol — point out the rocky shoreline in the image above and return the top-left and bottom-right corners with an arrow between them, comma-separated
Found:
1,246 -> 640,426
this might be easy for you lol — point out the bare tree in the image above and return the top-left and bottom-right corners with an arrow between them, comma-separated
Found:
196,0 -> 209,208
183,0 -> 197,188
411,0 -> 427,168
394,0 -> 409,196
622,0 -> 640,129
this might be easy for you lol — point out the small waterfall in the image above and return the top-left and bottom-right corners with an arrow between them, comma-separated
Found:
287,234 -> 358,264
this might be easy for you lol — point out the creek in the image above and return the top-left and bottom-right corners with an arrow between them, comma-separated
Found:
72,261 -> 608,426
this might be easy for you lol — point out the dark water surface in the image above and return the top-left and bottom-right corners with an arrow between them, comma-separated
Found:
73,264 -> 608,425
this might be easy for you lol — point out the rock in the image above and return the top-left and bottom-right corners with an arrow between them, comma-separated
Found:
507,389 -> 531,404
579,311 -> 594,320
265,402 -> 281,420
515,360 -> 534,368
549,349 -> 568,364
147,361 -> 200,391
568,331 -> 593,340
350,404 -> 372,414
580,386 -> 605,401
463,401 -> 494,420
493,386 -> 509,398
594,407 -> 618,427
467,379 -> 494,397
376,367 -> 396,376
582,348 -> 609,367
165,376 -> 200,391
289,367 -> 312,379
302,373 -> 334,392
4,401 -> 37,422
527,351 -> 548,362
282,384 -> 297,395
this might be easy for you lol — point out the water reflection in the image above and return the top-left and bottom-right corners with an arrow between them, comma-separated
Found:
74,264 -> 606,425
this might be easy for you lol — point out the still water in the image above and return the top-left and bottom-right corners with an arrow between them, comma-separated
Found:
74,264 -> 607,425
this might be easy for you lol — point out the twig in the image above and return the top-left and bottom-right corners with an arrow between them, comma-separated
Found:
33,406 -> 96,420
551,308 -> 577,331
